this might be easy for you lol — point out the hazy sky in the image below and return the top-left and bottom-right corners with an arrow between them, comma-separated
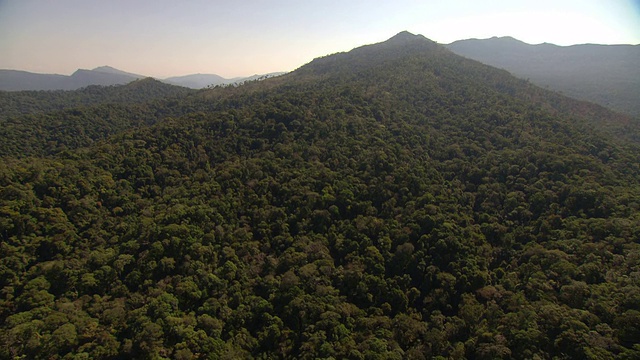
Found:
1,0 -> 638,78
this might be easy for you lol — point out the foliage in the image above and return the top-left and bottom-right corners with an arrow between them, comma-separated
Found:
1,33 -> 640,359
0,78 -> 193,119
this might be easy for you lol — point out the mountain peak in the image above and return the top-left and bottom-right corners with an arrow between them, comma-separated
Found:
383,31 -> 438,49
91,66 -> 144,78
490,36 -> 520,41
92,65 -> 121,73
126,77 -> 163,86
387,31 -> 424,43
295,31 -> 441,77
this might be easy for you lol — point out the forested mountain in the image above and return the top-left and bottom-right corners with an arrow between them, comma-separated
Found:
446,37 -> 640,116
0,78 -> 194,120
0,78 -> 197,157
1,31 -> 640,359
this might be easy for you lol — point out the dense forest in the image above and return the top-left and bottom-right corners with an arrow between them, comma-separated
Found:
0,78 -> 193,120
1,31 -> 640,359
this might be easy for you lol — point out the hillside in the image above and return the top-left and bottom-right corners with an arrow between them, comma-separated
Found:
446,37 -> 640,116
0,78 -> 194,119
0,78 -> 197,157
1,32 -> 640,359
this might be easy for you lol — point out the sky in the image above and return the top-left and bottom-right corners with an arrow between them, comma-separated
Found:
0,0 -> 638,78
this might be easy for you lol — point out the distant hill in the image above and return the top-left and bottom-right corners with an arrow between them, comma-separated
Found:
0,66 -> 144,91
164,72 -> 286,89
90,65 -> 144,78
0,70 -> 69,91
163,73 -> 229,88
446,37 -> 640,116
66,68 -> 144,89
0,77 -> 194,120
0,66 -> 286,91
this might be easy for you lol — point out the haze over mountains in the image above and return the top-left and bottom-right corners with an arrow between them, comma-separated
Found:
1,31 -> 640,358
0,66 -> 285,91
446,37 -> 640,116
3,35 -> 637,119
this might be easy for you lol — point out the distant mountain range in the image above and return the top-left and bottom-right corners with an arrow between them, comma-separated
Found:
3,36 -> 638,117
0,66 -> 285,91
446,37 -> 640,116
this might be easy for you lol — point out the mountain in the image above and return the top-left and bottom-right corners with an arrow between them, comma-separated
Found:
446,37 -> 640,116
0,69 -> 69,91
163,73 -> 229,88
1,32 -> 640,359
90,65 -> 145,78
0,66 -> 144,91
1,66 -> 286,91
66,67 -> 144,89
0,77 -> 194,121
164,72 -> 287,89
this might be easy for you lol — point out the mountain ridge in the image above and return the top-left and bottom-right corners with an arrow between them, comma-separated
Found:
0,67 -> 286,91
446,36 -> 640,116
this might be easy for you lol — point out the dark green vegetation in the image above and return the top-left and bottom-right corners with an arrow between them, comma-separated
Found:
446,37 -> 640,117
1,31 -> 640,359
0,78 -> 194,119
0,79 -> 195,157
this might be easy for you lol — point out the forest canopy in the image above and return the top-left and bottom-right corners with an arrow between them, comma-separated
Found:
1,32 -> 639,359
